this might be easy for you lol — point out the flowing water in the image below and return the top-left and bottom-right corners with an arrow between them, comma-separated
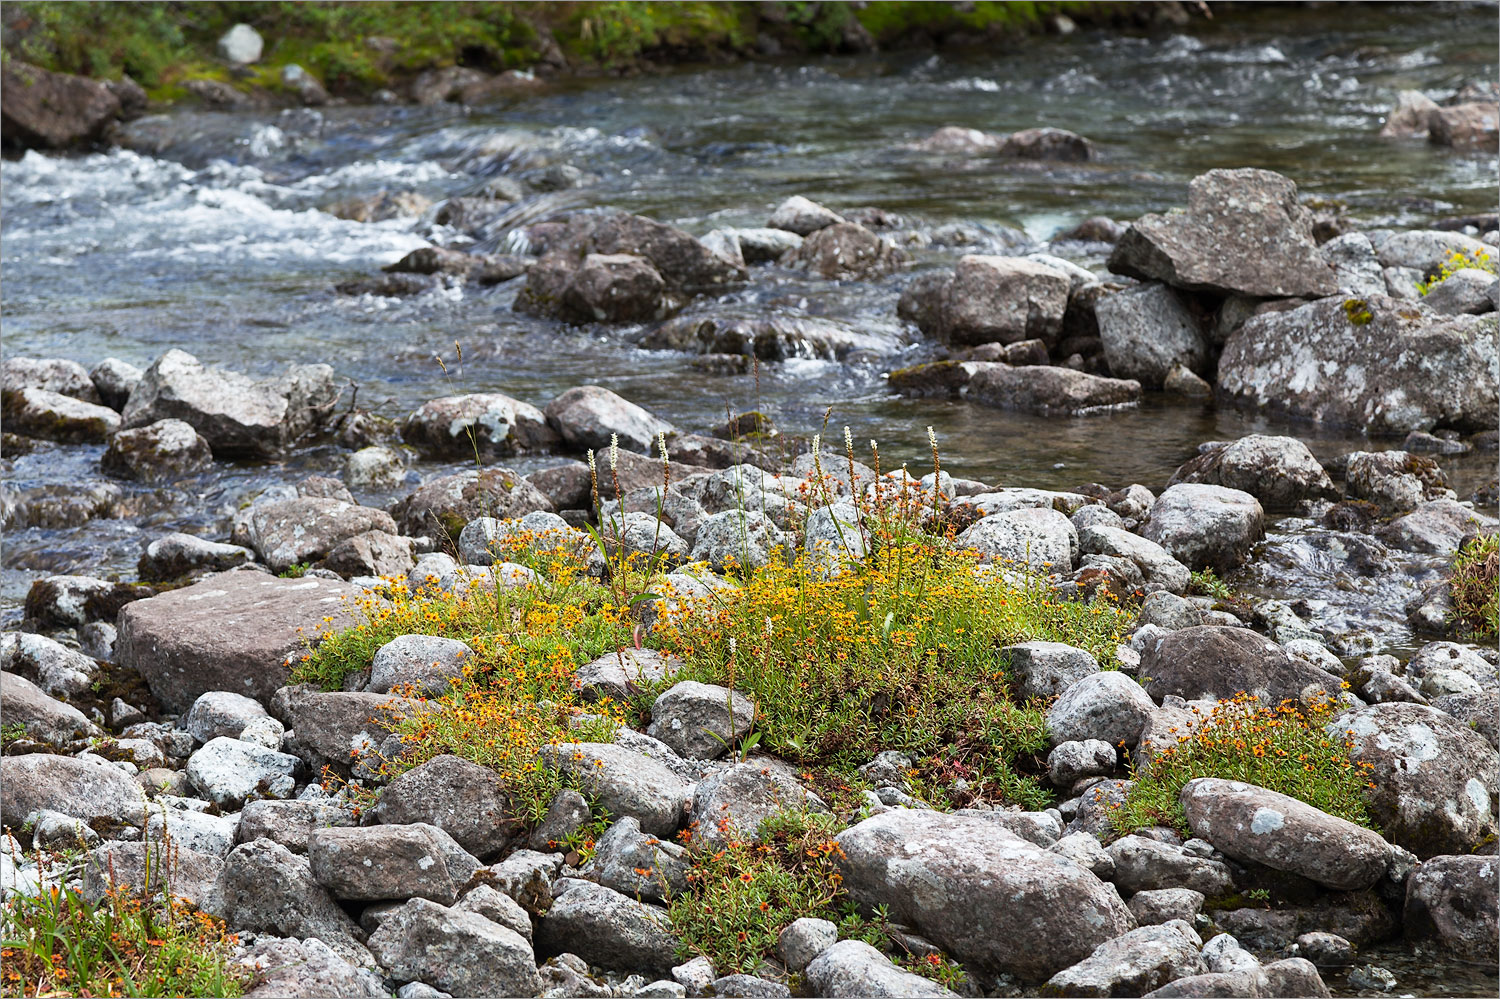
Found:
3,6 -> 1497,648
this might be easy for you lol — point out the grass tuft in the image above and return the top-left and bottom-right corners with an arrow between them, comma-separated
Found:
1449,532 -> 1498,641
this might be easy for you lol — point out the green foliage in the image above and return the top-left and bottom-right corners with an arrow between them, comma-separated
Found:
1188,568 -> 1233,601
1417,247 -> 1498,296
1342,298 -> 1374,326
1450,532 -> 1498,641
277,561 -> 311,579
1110,692 -> 1376,838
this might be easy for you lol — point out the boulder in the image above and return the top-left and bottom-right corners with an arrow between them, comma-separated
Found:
1004,641 -> 1101,702
935,255 -> 1072,347
369,634 -> 473,696
244,497 -> 397,573
271,685 -> 401,777
583,815 -> 690,902
1002,127 -> 1097,161
186,736 -> 299,807
1217,297 -> 1497,434
1047,671 -> 1157,749
1,61 -> 121,149
80,841 -> 221,911
966,362 -> 1142,416
537,882 -> 679,973
137,533 -> 255,581
369,897 -> 540,998
804,940 -> 959,997
692,760 -> 826,847
23,573 -> 147,628
689,509 -> 788,573
344,445 -> 407,492
2,356 -> 101,403
956,507 -> 1078,573
182,690 -> 270,743
390,467 -> 553,538
1427,102 -> 1499,151
1108,169 -> 1336,298
1078,526 -> 1191,594
1106,834 -> 1235,895
1044,923 -> 1207,997
121,349 -> 338,459
1179,778 -> 1393,889
402,393 -> 557,459
144,807 -> 240,857
835,809 -> 1134,979
1424,268 -> 1498,315
100,418 -> 213,481
372,755 -> 520,858
237,797 -> 359,852
116,572 -> 361,712
1,387 -> 119,443
0,754 -> 142,829
768,195 -> 844,235
564,253 -> 670,321
1330,702 -> 1498,857
544,385 -> 674,454
212,838 -> 370,964
1319,233 -> 1387,299
576,648 -> 682,704
309,823 -> 482,903
1139,627 -> 1343,706
783,222 -> 905,281
0,631 -> 99,697
1167,436 -> 1335,510
1141,484 -> 1264,574
777,917 -> 839,973
1344,450 -> 1451,515
1048,739 -> 1118,788
1403,855 -> 1497,962
239,938 -> 386,999
647,680 -> 754,760
1129,888 -> 1206,926
322,529 -> 416,579
1096,283 -> 1210,389
1,671 -> 98,743
537,743 -> 689,836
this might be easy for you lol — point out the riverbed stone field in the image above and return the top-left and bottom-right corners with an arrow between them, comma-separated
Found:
2,4 -> 1498,999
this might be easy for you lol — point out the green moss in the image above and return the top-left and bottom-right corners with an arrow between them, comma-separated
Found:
1343,298 -> 1374,326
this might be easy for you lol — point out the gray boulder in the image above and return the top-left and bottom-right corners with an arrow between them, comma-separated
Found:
237,797 -> 359,852
537,882 -> 679,973
956,507 -> 1078,573
1096,283 -> 1210,389
692,760 -> 827,847
100,418 -> 212,482
1167,436 -> 1335,510
689,509 -> 787,573
545,385 -> 673,454
0,632 -> 100,697
537,743 -> 690,836
210,837 -> 370,965
1377,230 -> 1490,274
1330,702 -> 1499,857
454,882 -> 533,942
186,736 -> 299,807
1320,233 -> 1386,299
784,222 -> 905,281
2,386 -> 119,443
804,940 -> 960,997
1048,739 -> 1118,788
239,937 -> 386,999
402,393 -> 557,459
368,896 -> 541,997
0,753 -> 140,829
1,671 -> 98,743
1179,778 -> 1393,889
369,634 -> 474,696
647,680 -> 754,760
145,807 -> 240,857
3,356 -> 101,403
121,349 -> 338,458
1380,499 -> 1497,554
1403,854 -> 1497,963
1108,168 -> 1336,298
1142,484 -> 1264,574
934,255 -> 1072,347
1129,888 -> 1206,926
1004,641 -> 1101,701
1077,526 -> 1191,594
777,916 -> 838,973
372,754 -> 519,858
82,841 -> 221,910
309,823 -> 481,904
835,809 -> 1134,979
244,496 -> 397,573
564,253 -> 670,322
1045,923 -> 1208,997
1046,671 -> 1157,749
271,685 -> 401,777
966,362 -> 1142,416
390,467 -> 553,538
1217,297 -> 1497,434
576,648 -> 682,703
583,815 -> 689,902
767,195 -> 844,236
1139,626 -> 1343,706
137,532 -> 255,581
182,690 -> 269,743
1107,834 -> 1235,895
1424,268 -> 1497,315
1344,450 -> 1451,514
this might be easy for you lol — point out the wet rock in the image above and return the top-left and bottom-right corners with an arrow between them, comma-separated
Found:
967,362 -> 1142,415
784,222 -> 905,280
1002,126 -> 1097,161
0,754 -> 142,828
2,387 -> 120,443
1141,970 -> 1265,997
326,189 -> 433,223
402,393 -> 557,459
647,681 -> 754,760
3,356 -> 101,403
584,815 -> 689,902
545,385 -> 674,454
956,507 -> 1078,573
1217,297 -> 1497,434
1320,233 -> 1387,299
1107,834 -> 1236,895
804,940 -> 959,997
213,837 -> 371,964
1403,854 -> 1497,962
182,690 -> 269,744
537,882 -> 679,973
565,253 -> 671,321
1142,484 -> 1264,574
1045,923 -> 1207,997
1213,891 -> 1397,951
1005,641 -> 1101,701
100,418 -> 213,482
1096,283 -> 1210,389
337,272 -> 439,297
689,509 -> 788,573
1078,525 -> 1191,594
1427,102 -> 1499,152
1344,450 -> 1450,514
929,255 -> 1072,347
778,916 -> 838,973
271,685 -> 400,777
1179,778 -> 1393,889
310,823 -> 482,903
1129,888 -> 1206,925
691,760 -> 826,847
836,809 -> 1133,979
186,736 -> 298,807
640,312 -> 905,362
538,743 -> 689,836
1,671 -> 98,743
1380,90 -> 1442,139
1405,641 -> 1497,692
117,573 -> 360,711
1,61 -> 121,149
731,226 -> 804,262
1048,738 -> 1117,787
1139,626 -> 1343,706
237,797 -> 359,852
121,349 -> 338,459
1,631 -> 99,697
137,532 -> 255,581
239,937 -> 386,999
82,842 -> 221,910
767,195 -> 844,236
1047,671 -> 1156,749
1167,436 -> 1335,510
390,467 -> 553,538
1108,169 -> 1336,298
372,754 -> 519,858
1330,701 -> 1499,857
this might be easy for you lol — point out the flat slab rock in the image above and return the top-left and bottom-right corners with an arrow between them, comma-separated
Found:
116,572 -> 363,712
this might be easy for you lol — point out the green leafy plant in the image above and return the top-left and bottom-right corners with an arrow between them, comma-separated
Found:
277,561 -> 312,579
1417,247 -> 1498,295
1449,532 -> 1498,641
1188,568 -> 1233,601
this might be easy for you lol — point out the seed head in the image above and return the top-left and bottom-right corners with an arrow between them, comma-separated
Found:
609,434 -> 619,471
657,432 -> 668,462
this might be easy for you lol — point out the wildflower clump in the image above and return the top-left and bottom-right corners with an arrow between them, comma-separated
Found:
1110,692 -> 1376,837
1417,246 -> 1498,295
1449,532 -> 1498,641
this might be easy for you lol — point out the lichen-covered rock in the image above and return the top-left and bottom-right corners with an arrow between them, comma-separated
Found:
2,356 -> 101,403
966,362 -> 1142,416
957,507 -> 1078,573
237,797 -> 359,852
544,385 -> 674,454
537,882 -> 679,973
1139,626 -> 1343,706
402,393 -> 558,459
0,631 -> 100,697
372,754 -> 519,858
564,252 -> 671,321
238,937 -> 387,999
1044,923 -> 1208,997
576,648 -> 682,704
1381,499 -> 1497,555
1142,484 -> 1264,574
137,533 -> 255,582
100,418 -> 213,482
835,809 -> 1134,979
390,467 -> 553,538
804,940 -> 959,997
369,634 -> 473,696
1,671 -> 99,743
783,221 -> 905,280
270,685 -> 401,778
186,736 -> 299,807
1217,297 -> 1497,434
1179,778 -> 1393,890
210,838 -> 370,965
0,753 -> 142,829
1167,436 -> 1335,510
692,760 -> 827,847
82,842 -> 221,910
1403,854 -> 1498,963
1047,671 -> 1156,749
689,509 -> 788,573
647,680 -> 754,760
2,387 -> 120,443
182,690 -> 270,744
1096,283 -> 1210,389
583,815 -> 690,902
925,255 -> 1072,347
537,743 -> 690,836
309,823 -> 482,903
241,497 -> 397,574
1329,702 -> 1499,857
1106,834 -> 1235,896
1108,169 -> 1336,298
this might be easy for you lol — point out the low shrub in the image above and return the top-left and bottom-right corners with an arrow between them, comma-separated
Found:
1417,246 -> 1498,295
